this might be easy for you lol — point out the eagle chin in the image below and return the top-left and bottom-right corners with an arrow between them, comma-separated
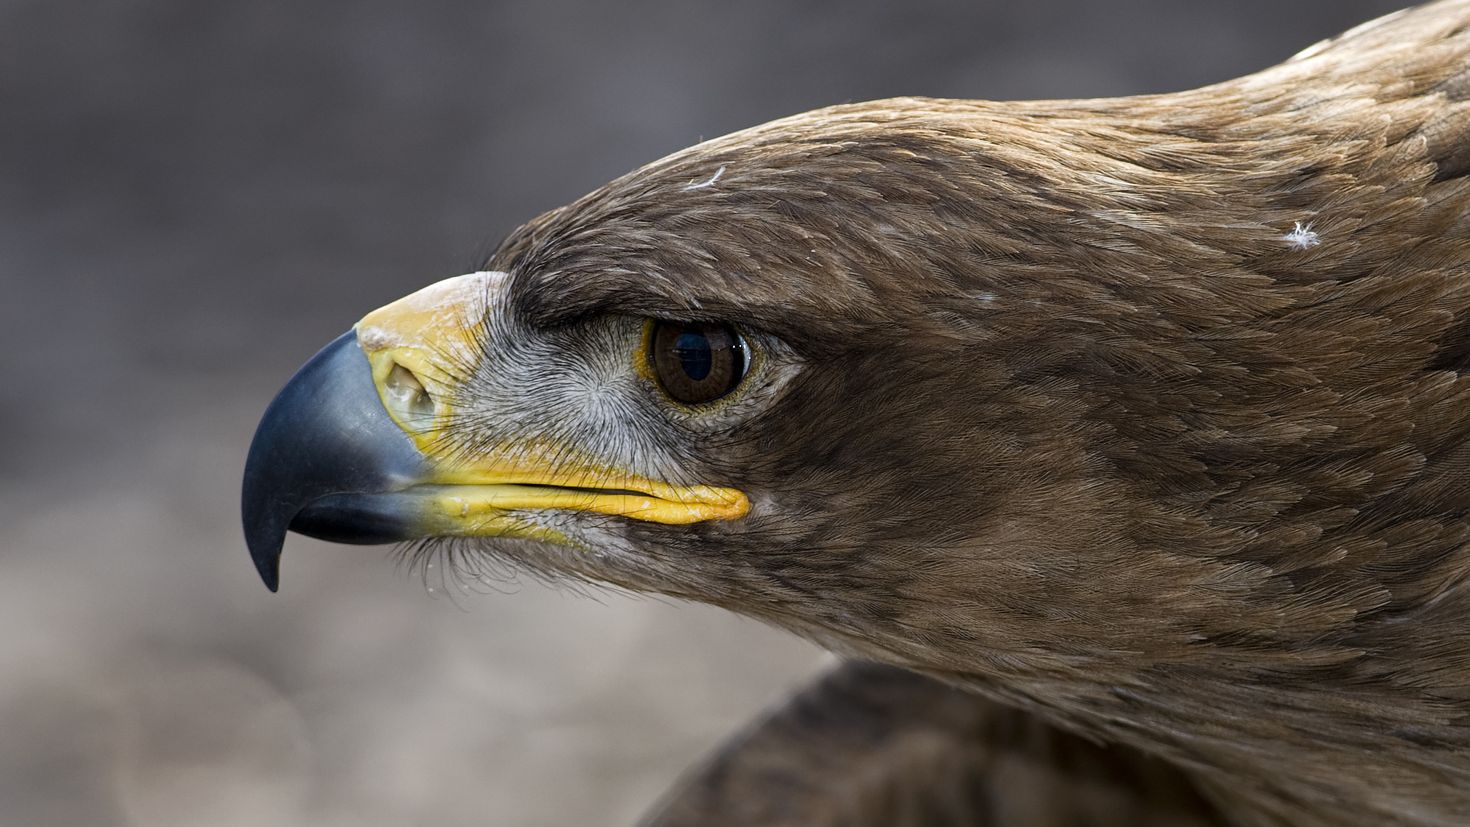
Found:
244,3 -> 1470,825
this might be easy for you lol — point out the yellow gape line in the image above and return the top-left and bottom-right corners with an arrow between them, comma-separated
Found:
351,272 -> 750,530
424,483 -> 747,527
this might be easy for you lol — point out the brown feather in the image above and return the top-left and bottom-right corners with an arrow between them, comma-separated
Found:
643,661 -> 1225,827
484,2 -> 1470,824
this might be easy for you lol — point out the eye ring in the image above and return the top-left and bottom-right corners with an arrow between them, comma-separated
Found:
646,320 -> 748,405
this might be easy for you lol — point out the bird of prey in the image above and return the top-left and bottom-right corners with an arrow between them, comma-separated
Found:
243,2 -> 1470,824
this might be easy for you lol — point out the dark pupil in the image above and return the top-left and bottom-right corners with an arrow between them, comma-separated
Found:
650,320 -> 745,405
674,331 -> 713,380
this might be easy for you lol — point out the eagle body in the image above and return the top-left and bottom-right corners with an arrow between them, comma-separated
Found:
244,3 -> 1470,825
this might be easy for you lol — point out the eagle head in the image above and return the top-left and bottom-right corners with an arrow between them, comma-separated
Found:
242,101 -> 1198,681
243,6 -> 1470,821
243,26 -> 1470,785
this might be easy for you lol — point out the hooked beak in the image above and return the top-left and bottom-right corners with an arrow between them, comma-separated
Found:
241,273 -> 749,592
241,331 -> 430,591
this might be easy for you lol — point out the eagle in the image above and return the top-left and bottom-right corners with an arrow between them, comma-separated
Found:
243,2 -> 1470,824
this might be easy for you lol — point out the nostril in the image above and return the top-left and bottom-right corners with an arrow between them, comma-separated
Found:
384,363 -> 435,425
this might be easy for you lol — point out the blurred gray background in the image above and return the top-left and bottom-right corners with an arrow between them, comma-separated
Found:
0,1 -> 1407,825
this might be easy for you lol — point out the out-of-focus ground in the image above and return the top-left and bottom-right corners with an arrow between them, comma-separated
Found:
0,1 -> 1404,824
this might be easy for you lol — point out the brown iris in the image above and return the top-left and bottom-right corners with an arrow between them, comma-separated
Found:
648,321 -> 747,405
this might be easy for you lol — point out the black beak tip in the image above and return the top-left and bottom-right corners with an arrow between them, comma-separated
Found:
250,538 -> 282,592
257,560 -> 282,593
241,485 -> 287,592
241,458 -> 286,592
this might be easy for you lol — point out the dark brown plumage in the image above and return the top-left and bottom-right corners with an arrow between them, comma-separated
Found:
642,662 -> 1225,827
244,2 -> 1470,824
480,4 -> 1470,823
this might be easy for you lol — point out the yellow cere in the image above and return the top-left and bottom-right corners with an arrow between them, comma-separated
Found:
355,271 -> 499,448
353,272 -> 751,529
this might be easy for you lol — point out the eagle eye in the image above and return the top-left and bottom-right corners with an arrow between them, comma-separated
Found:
647,320 -> 748,405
